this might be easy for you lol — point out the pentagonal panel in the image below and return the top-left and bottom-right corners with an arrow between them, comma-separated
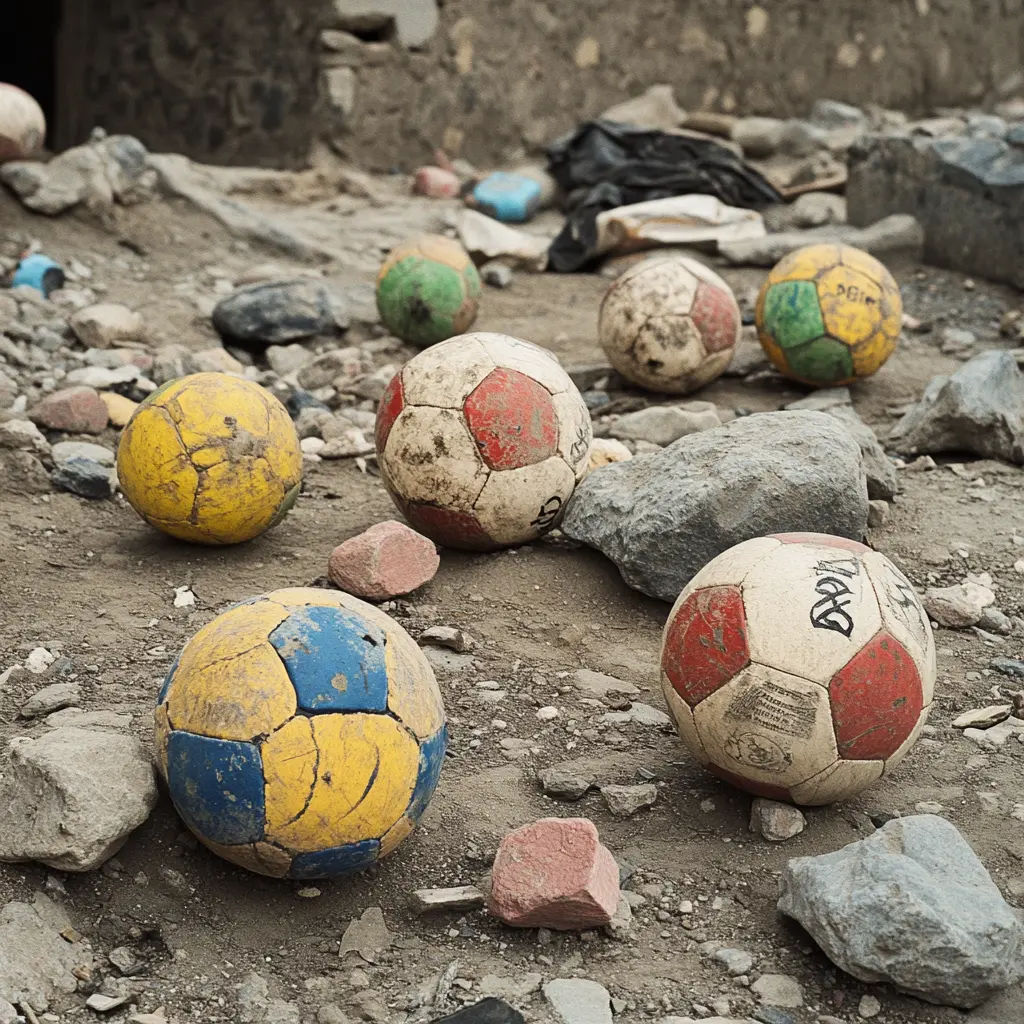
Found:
708,764 -> 793,802
380,405 -> 489,510
375,371 -> 404,453
765,244 -> 843,285
399,335 -> 495,408
760,280 -> 826,349
403,503 -> 495,551
789,759 -> 884,806
784,335 -> 855,385
464,368 -> 559,470
406,726 -> 448,826
661,585 -> 750,708
743,542 -> 881,684
472,455 -> 575,545
694,664 -> 839,791
681,348 -> 735,393
678,536 -> 781,594
289,839 -> 381,880
661,675 -> 708,761
829,630 -> 924,761
816,266 -> 884,347
552,391 -> 593,480
384,624 -> 447,740
690,280 -> 741,353
861,551 -> 936,704
882,706 -> 931,776
474,332 -> 572,395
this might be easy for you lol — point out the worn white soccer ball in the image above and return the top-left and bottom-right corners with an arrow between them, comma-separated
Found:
0,84 -> 45,163
599,255 -> 741,394
661,533 -> 936,805
375,332 -> 592,550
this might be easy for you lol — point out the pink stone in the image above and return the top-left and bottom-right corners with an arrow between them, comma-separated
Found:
29,386 -> 108,434
412,166 -> 461,200
488,817 -> 620,930
327,520 -> 440,600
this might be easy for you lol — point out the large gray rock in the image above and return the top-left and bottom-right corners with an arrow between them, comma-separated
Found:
212,279 -> 334,347
778,815 -> 1024,1008
889,351 -> 1024,466
848,134 -> 1024,289
825,404 -> 898,500
562,411 -> 868,601
0,726 -> 157,872
0,893 -> 92,1011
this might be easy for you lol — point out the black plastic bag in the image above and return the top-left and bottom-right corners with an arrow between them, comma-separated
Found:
545,119 -> 783,272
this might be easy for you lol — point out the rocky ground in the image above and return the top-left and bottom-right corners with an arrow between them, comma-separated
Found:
0,142 -> 1023,1024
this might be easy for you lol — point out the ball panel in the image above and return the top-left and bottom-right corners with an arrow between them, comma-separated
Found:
267,714 -> 418,853
708,764 -> 793,802
154,704 -> 172,780
837,245 -> 892,283
756,329 -> 789,377
782,335 -> 855,385
609,257 -> 700,316
788,759 -> 884,806
850,333 -> 897,379
161,374 -> 274,452
772,534 -> 870,552
375,372 -> 405,453
379,815 -> 416,858
262,399 -> 304,487
377,253 -> 476,348
661,681 -> 708,761
269,605 -> 389,713
816,267 -> 885,347
402,503 -> 496,551
662,585 -> 750,709
742,544 -> 882,684
766,244 -> 844,285
384,630 -> 446,741
678,536 -> 782,592
117,406 -> 198,525
158,653 -> 181,705
861,552 -> 936,702
689,280 -> 741,354
289,839 -> 381,880
474,333 -> 573,395
471,455 -> 576,545
552,391 -> 593,480
829,631 -> 924,761
398,336 -> 495,408
464,368 -> 559,470
262,716 -> 318,833
198,838 -> 292,878
761,280 -> 827,350
380,405 -> 489,509
882,706 -> 930,775
168,642 -> 297,742
694,665 -> 839,790
166,731 -> 266,845
624,314 -> 710,392
406,726 -> 448,825
192,457 -> 290,545
0,84 -> 46,161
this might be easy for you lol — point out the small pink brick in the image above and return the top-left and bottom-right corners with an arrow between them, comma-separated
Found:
412,166 -> 461,199
29,386 -> 108,434
488,817 -> 620,930
327,520 -> 440,600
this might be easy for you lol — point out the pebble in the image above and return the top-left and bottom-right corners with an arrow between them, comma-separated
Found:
606,403 -> 721,447
601,783 -> 658,817
712,947 -> 754,976
52,456 -> 117,499
858,994 -> 881,1018
952,706 -> 1012,730
867,499 -> 889,528
21,681 -> 81,718
600,702 -> 672,728
99,391 -> 138,427
327,520 -> 439,599
25,647 -> 55,674
536,706 -> 559,721
978,607 -> 1014,635
750,974 -> 804,1008
419,626 -> 474,653
543,978 -> 613,1024
991,658 -> 1024,679
481,261 -> 513,288
573,669 -> 640,698
86,994 -> 129,1012
212,279 -> 334,346
923,582 -> 995,629
69,303 -> 144,349
410,885 -> 486,914
537,766 -> 595,801
29,385 -> 108,434
750,798 -> 806,841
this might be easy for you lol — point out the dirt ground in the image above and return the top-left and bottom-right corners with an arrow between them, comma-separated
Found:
0,180 -> 1023,1024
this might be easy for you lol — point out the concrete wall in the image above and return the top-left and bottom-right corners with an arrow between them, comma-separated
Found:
56,0 -> 1024,170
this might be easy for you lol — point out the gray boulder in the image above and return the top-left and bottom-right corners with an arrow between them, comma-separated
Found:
889,351 -> 1024,465
825,405 -> 898,500
212,279 -> 334,347
0,726 -> 157,872
562,411 -> 868,601
778,815 -> 1024,1008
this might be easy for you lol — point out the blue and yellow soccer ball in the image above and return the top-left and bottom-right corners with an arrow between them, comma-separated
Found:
154,587 -> 447,879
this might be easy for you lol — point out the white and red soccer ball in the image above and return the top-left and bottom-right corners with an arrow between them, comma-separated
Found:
0,84 -> 45,163
661,533 -> 936,805
599,254 -> 741,394
375,333 -> 592,550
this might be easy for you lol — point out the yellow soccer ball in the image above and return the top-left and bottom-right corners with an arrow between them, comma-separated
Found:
116,373 -> 302,544
755,244 -> 902,387
154,587 -> 447,878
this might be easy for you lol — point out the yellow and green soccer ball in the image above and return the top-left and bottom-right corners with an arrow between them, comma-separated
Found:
756,244 -> 902,387
116,373 -> 302,545
376,235 -> 482,349
154,587 -> 447,879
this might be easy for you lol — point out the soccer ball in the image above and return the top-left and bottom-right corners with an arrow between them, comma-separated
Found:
660,533 -> 935,805
117,373 -> 302,545
0,83 -> 45,163
756,244 -> 902,387
599,255 -> 740,394
377,235 -> 482,349
376,332 -> 592,550
154,587 -> 447,879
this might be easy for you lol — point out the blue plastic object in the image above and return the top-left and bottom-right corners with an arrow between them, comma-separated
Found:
11,254 -> 65,297
470,173 -> 543,223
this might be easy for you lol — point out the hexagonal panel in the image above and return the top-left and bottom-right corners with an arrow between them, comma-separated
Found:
784,335 -> 855,384
661,681 -> 708,761
608,257 -> 700,318
289,839 -> 381,880
375,372 -> 404,453
816,266 -> 885,347
851,332 -> 898,379
690,280 -> 740,353
472,455 -> 575,546
475,332 -> 572,395
381,405 -> 488,510
742,543 -> 881,684
761,280 -> 826,350
399,335 -> 496,408
861,551 -> 936,704
464,368 -> 559,471
830,630 -> 924,761
765,244 -> 843,285
552,391 -> 593,480
694,664 -> 838,791
661,585 -> 750,708
789,759 -> 884,805
838,245 -> 890,283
